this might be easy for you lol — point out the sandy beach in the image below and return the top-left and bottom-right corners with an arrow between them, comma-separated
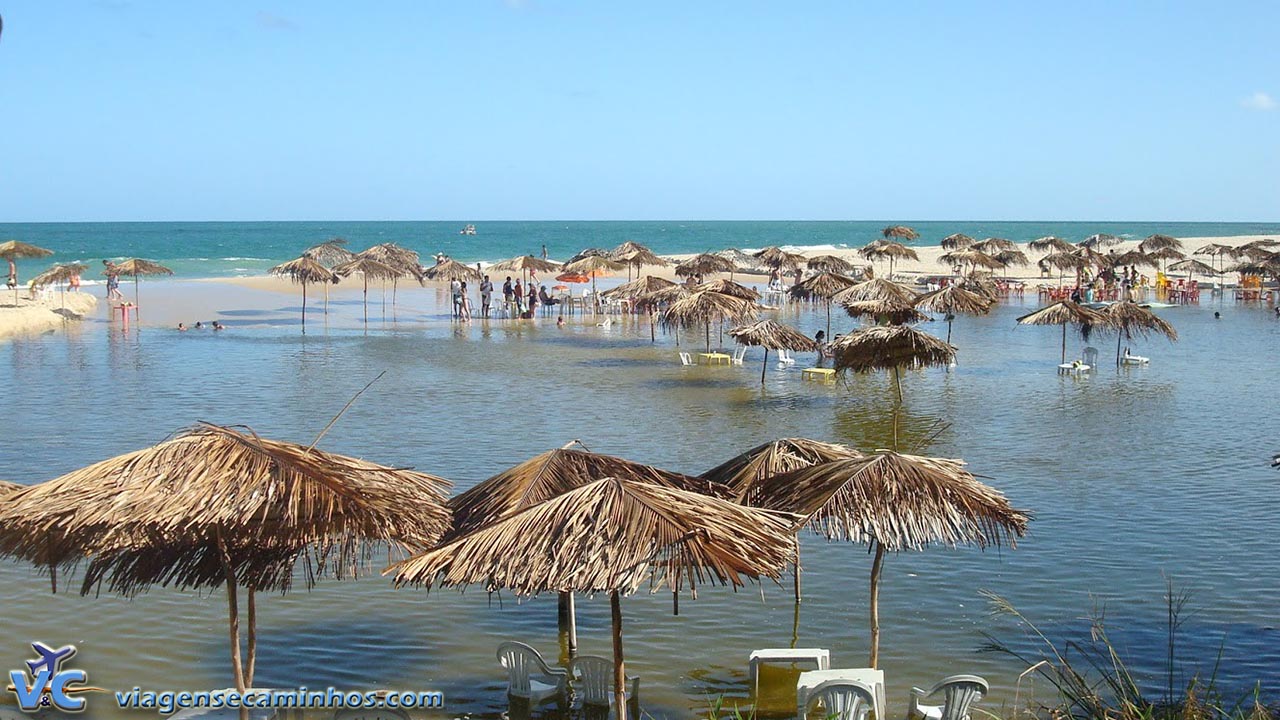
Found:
0,290 -> 98,341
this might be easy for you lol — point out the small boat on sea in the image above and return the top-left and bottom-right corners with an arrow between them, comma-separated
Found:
460,224 -> 477,235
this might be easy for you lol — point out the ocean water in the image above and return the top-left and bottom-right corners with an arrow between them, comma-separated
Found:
3,220 -> 1280,279
1,285 -> 1278,719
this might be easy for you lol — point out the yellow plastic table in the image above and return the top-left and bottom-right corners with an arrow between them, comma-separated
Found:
802,367 -> 836,382
698,352 -> 731,365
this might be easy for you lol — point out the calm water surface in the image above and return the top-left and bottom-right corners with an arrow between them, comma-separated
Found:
1,285 -> 1278,718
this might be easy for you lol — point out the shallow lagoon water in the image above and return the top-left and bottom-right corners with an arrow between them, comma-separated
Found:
1,285 -> 1278,718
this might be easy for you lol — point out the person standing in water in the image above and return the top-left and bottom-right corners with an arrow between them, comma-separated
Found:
480,275 -> 493,318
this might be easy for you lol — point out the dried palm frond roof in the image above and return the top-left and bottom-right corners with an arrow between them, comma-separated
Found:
332,256 -> 405,281
789,271 -> 857,300
423,257 -> 482,282
609,240 -> 653,258
882,225 -> 919,241
754,246 -> 806,269
699,438 -> 861,504
831,324 -> 956,373
1146,247 -> 1186,262
717,248 -> 758,266
728,320 -> 819,352
1078,233 -> 1122,249
490,255 -> 562,273
1138,234 -> 1183,253
303,238 -> 356,267
831,278 -> 918,305
1107,250 -> 1157,268
610,242 -> 668,268
270,256 -> 336,285
913,284 -> 992,316
603,275 -> 676,299
28,263 -> 87,288
697,278 -> 761,300
939,249 -> 1004,270
675,253 -> 737,277
567,248 -> 609,264
660,290 -> 759,328
0,480 -> 23,498
1015,300 -> 1108,328
807,255 -> 855,273
110,258 -> 173,277
859,241 -> 919,262
448,446 -> 727,539
841,298 -> 928,325
1039,251 -> 1089,271
634,284 -> 691,310
993,249 -> 1029,267
748,451 -> 1029,551
358,244 -> 423,280
388,477 -> 799,596
1192,242 -> 1235,257
1166,258 -> 1219,276
1228,255 -> 1280,277
971,237 -> 1016,254
0,240 -> 54,259
563,255 -> 626,275
1103,302 -> 1178,341
1028,236 -> 1075,253
0,423 -> 452,595
940,234 -> 975,250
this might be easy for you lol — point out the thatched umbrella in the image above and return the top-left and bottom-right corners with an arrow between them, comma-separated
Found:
0,479 -> 22,498
606,277 -> 677,342
939,249 -> 1003,274
748,451 -> 1029,667
269,256 -> 336,331
1108,249 -> 1157,269
0,240 -> 54,305
1016,301 -> 1108,364
388,476 -> 798,720
563,255 -> 626,300
842,298 -> 928,326
940,233 -> 974,250
831,277 -> 918,306
423,257 -> 482,283
858,241 -> 918,277
914,284 -> 992,343
1078,233 -> 1122,249
697,278 -> 761,300
302,238 -> 355,268
1146,246 -> 1186,272
717,248 -> 759,268
567,248 -> 609,263
971,237 -> 1016,254
1138,234 -> 1183,254
790,272 -> 857,336
728,319 -> 820,383
1193,243 -> 1236,280
675,252 -> 737,279
0,423 -> 452,694
661,290 -> 760,352
882,225 -> 919,242
610,241 -> 668,280
359,243 -> 423,308
28,263 -> 86,314
832,324 -> 956,402
1103,302 -> 1177,366
111,258 -> 174,308
490,254 -> 562,287
333,256 -> 404,323
754,246 -> 806,270
807,254 -> 855,274
1028,236 -> 1075,254
1167,257 -> 1218,283
993,249 -> 1030,277
635,284 -> 691,343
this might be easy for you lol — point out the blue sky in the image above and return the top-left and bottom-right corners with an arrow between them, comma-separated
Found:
1,1 -> 1276,221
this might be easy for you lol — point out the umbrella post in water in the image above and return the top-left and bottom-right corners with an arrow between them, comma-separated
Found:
728,320 -> 819,384
270,257 -> 336,333
1103,301 -> 1177,366
110,259 -> 174,317
1,240 -> 56,306
333,257 -> 401,325
1016,301 -> 1108,365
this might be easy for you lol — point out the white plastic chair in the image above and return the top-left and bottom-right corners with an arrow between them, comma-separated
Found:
496,641 -> 569,705
907,675 -> 989,720
1122,348 -> 1150,365
596,317 -> 613,328
1082,346 -> 1099,367
777,348 -> 796,366
569,655 -> 639,713
732,346 -> 748,365
803,680 -> 875,720
679,352 -> 694,366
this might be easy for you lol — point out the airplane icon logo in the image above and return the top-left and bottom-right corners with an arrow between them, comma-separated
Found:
26,642 -> 77,677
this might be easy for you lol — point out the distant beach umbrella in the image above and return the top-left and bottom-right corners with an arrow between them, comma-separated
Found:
1016,300 -> 1108,364
110,258 -> 173,308
807,254 -> 855,274
939,249 -> 1003,274
858,241 -> 918,277
1233,239 -> 1279,262
1166,257 -> 1218,282
747,450 -> 1029,667
333,256 -> 404,323
676,253 -> 737,279
1107,249 -> 1157,269
567,248 -> 609,263
728,319 -> 820,383
1228,253 -> 1280,280
992,249 -> 1030,276
697,278 -> 761,300
610,241 -> 668,280
841,298 -> 928,326
881,225 -> 920,241
1028,236 -> 1075,254
27,263 -> 86,315
914,284 -> 992,343
831,277 -> 918,306
0,480 -> 20,498
423,257 -> 482,283
1103,301 -> 1177,366
1078,233 -> 1122,249
1138,234 -> 1183,254
716,248 -> 758,269
0,240 -> 54,305
491,254 -> 562,274
939,233 -> 975,250
0,423 -> 452,695
661,290 -> 760,352
603,275 -> 676,299
971,237 -> 1016,254
754,246 -> 806,270
359,243 -> 423,308
270,256 -> 336,331
302,238 -> 355,268
563,255 -> 626,299
388,476 -> 798,720
1193,242 -> 1236,278
791,271 -> 858,336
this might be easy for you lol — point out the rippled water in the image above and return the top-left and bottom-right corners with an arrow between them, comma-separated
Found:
2,285 -> 1278,719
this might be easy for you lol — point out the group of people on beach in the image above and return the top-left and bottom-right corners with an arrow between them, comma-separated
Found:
449,274 -> 562,322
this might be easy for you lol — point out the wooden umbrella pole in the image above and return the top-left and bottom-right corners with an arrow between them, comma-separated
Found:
1060,324 -> 1067,363
363,276 -> 369,323
246,588 -> 257,688
869,542 -> 885,668
217,533 -> 246,694
301,281 -> 308,332
649,309 -> 656,342
947,318 -> 953,344
826,300 -> 831,338
324,281 -> 329,315
611,591 -> 629,720
793,541 -> 801,603
705,321 -> 711,352
761,348 -> 768,384
1116,330 -> 1123,366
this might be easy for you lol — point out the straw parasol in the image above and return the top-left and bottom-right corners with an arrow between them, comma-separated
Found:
697,278 -> 761,300
28,263 -> 86,315
359,243 -> 423,310
675,252 -> 737,279
748,451 -> 1029,667
1107,249 -> 1157,269
832,277 -> 918,306
1192,242 -> 1236,279
492,254 -> 562,275
790,272 -> 858,337
302,238 -> 355,268
0,422 -> 452,694
0,480 -> 21,498
603,275 -> 675,299
269,256 -> 336,331
971,237 -> 1016,254
1028,236 -> 1074,254
717,248 -> 759,267
1103,301 -> 1177,366
1138,234 -> 1183,254
1078,233 -> 1122,249
754,246 -> 806,271
858,241 -> 918,277
832,324 -> 955,395
110,258 -> 174,308
661,290 -> 760,351
0,240 -> 54,305
728,319 -> 820,383
939,249 -> 1003,274
841,298 -> 928,325
388,477 -> 798,720
563,255 -> 626,299
940,233 -> 974,250
423,257 -> 482,283
993,249 -> 1029,271
807,255 -> 856,274
1016,300 -> 1108,364
567,248 -> 610,263
635,284 -> 691,342
610,241 -> 668,280
333,256 -> 404,323
1146,246 -> 1186,270
882,225 -> 919,241
1166,257 -> 1218,282
914,284 -> 992,343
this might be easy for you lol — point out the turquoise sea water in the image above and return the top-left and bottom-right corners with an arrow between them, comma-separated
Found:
3,220 -> 1280,279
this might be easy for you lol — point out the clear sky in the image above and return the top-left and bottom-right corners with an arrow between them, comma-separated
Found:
1,1 -> 1277,222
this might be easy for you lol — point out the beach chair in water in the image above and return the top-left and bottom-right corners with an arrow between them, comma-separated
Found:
569,655 -> 640,714
496,641 -> 569,706
802,680 -> 875,720
1082,347 -> 1099,367
732,346 -> 748,365
777,348 -> 796,366
679,352 -> 694,366
907,675 -> 989,720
